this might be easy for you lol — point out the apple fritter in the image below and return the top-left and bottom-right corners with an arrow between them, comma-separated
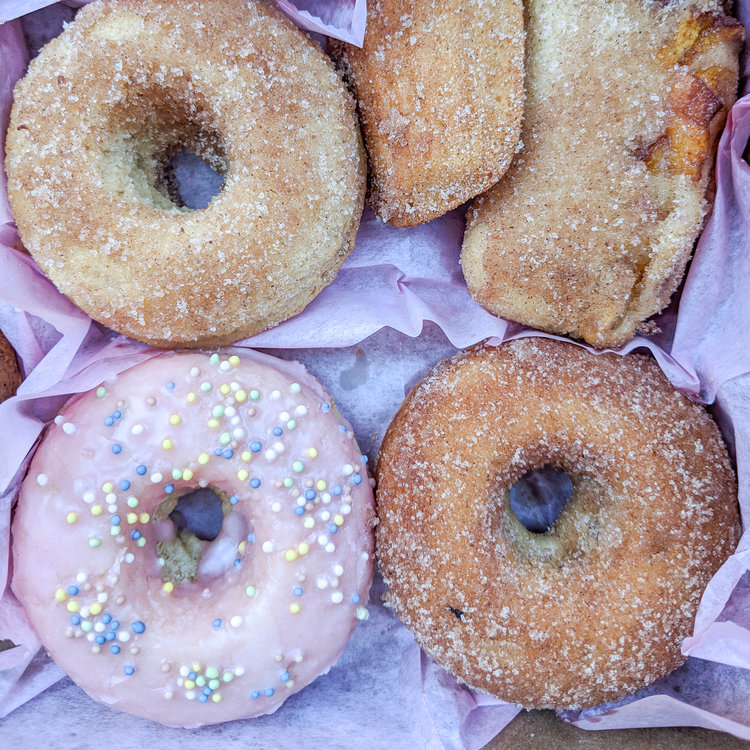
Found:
461,1 -> 742,348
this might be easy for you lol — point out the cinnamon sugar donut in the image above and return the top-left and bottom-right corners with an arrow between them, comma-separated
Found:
376,338 -> 740,709
461,0 -> 743,347
13,350 -> 374,726
5,0 -> 365,348
331,0 -> 524,227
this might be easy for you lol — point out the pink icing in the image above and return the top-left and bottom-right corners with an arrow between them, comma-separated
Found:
11,350 -> 375,727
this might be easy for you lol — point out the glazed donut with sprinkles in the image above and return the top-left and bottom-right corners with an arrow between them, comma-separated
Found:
12,351 -> 375,726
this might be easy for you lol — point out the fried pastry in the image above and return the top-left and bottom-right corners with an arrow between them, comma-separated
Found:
332,0 -> 524,227
462,0 -> 743,347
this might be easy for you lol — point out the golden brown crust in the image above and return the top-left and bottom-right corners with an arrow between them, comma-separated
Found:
461,0 -> 743,348
331,0 -> 524,227
0,332 -> 21,402
376,338 -> 740,709
6,0 -> 366,348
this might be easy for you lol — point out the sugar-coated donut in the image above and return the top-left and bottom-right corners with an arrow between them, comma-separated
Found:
5,0 -> 365,348
331,0 -> 524,227
376,338 -> 739,709
12,350 -> 375,726
461,0 -> 743,347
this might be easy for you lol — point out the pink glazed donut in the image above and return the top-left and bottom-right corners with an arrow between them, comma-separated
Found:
12,350 -> 375,727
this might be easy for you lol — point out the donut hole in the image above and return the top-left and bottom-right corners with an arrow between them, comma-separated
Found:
97,85 -> 228,213
497,459 -> 619,564
154,486 -> 246,585
166,149 -> 225,210
508,465 -> 574,533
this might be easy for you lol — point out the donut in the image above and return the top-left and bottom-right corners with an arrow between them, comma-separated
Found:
330,0 -> 524,227
376,338 -> 739,709
5,0 -> 366,348
461,0 -> 743,348
12,350 -> 375,726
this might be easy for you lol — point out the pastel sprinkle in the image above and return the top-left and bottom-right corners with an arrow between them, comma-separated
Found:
162,582 -> 174,594
289,603 -> 300,614
198,453 -> 209,465
170,414 -> 181,425
66,512 -> 78,524
55,589 -> 67,602
245,585 -> 256,597
292,461 -> 304,473
162,438 -> 174,450
229,355 -> 240,366
96,387 -> 107,398
89,538 -> 102,548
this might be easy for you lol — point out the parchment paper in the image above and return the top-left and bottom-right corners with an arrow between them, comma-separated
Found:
1,1 -> 750,747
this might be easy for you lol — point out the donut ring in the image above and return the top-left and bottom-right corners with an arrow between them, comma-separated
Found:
12,350 -> 374,726
376,338 -> 739,709
5,0 -> 365,348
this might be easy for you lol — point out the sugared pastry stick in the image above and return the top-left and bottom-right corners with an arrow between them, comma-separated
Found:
332,0 -> 524,227
462,0 -> 743,347
5,0 -> 365,348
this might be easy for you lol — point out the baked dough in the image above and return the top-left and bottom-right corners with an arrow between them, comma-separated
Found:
376,338 -> 739,708
6,0 -> 365,348
332,0 -> 524,227
462,0 -> 743,347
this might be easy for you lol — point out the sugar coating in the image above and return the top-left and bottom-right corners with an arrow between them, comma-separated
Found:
462,0 -> 743,347
331,0 -> 524,227
5,0 -> 366,348
12,351 -> 375,727
376,338 -> 740,709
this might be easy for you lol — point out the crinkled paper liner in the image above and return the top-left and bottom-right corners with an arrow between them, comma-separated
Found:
1,1 -> 750,747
